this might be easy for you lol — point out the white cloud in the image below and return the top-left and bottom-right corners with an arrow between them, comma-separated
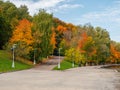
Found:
81,7 -> 120,24
52,3 -> 83,13
5,0 -> 82,16
5,0 -> 65,15
58,4 -> 83,9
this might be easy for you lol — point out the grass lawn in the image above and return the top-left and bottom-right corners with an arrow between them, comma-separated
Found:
53,60 -> 78,70
0,50 -> 32,73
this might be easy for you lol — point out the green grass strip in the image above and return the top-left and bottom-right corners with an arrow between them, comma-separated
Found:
53,60 -> 78,70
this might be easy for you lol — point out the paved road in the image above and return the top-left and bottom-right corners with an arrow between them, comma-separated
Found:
33,56 -> 64,70
0,57 -> 120,90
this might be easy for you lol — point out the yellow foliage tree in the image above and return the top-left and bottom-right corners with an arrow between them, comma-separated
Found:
65,48 -> 86,65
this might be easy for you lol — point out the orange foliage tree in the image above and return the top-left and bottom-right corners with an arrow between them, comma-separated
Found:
10,19 -> 33,57
57,25 -> 67,33
50,31 -> 56,50
77,32 -> 88,53
110,44 -> 120,63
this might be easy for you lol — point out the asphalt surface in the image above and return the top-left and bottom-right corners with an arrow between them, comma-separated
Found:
33,56 -> 63,70
0,56 -> 120,90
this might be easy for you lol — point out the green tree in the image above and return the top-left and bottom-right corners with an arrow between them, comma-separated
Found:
94,27 -> 110,64
32,10 -> 53,60
18,5 -> 32,21
0,15 -> 12,49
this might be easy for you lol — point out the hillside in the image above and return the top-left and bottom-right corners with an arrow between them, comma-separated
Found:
0,50 -> 32,73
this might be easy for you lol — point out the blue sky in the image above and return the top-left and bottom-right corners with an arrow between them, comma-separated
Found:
6,0 -> 120,42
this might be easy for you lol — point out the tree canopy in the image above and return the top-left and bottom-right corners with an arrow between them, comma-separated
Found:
1,1 -> 120,64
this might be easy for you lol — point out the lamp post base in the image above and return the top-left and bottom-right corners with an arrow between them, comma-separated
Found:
34,60 -> 36,65
58,63 -> 60,69
12,62 -> 15,68
72,63 -> 74,68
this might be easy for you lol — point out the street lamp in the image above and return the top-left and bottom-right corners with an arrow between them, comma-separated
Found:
72,53 -> 74,68
58,48 -> 62,69
12,44 -> 17,68
33,49 -> 36,65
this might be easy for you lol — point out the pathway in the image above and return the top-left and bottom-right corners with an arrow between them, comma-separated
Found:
33,56 -> 64,70
0,57 -> 120,90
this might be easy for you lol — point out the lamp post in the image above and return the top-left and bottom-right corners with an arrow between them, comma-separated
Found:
33,49 -> 36,65
12,44 -> 16,68
58,48 -> 62,69
72,53 -> 74,68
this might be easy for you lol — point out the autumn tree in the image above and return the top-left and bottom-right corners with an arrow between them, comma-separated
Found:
0,1 -> 32,48
57,25 -> 67,33
65,48 -> 86,66
64,24 -> 111,65
1,0 -> 119,66
50,29 -> 56,55
110,44 -> 120,64
51,17 -> 68,55
77,32 -> 96,64
9,19 -> 33,58
53,19 -> 77,55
